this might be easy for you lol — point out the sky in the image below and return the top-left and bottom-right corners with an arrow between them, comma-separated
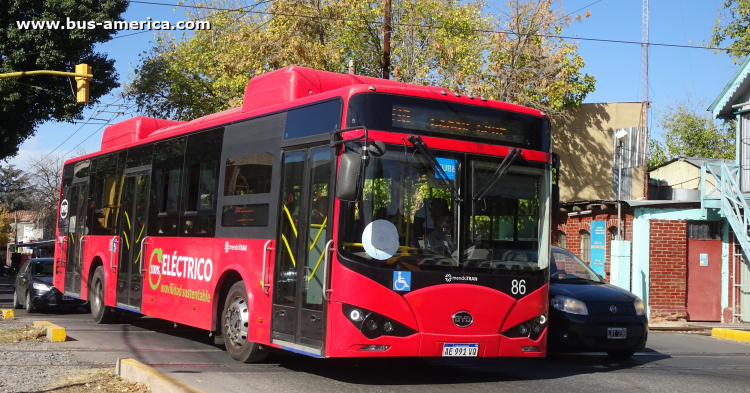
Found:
5,0 -> 741,169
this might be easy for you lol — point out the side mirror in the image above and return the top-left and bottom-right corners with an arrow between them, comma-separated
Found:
551,183 -> 560,217
336,153 -> 362,202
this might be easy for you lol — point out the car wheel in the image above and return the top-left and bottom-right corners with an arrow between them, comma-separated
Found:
89,266 -> 117,324
222,281 -> 267,363
25,291 -> 36,313
606,349 -> 636,358
13,289 -> 23,309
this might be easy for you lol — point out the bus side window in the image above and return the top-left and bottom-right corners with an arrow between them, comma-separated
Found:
90,153 -> 119,236
180,129 -> 224,237
149,137 -> 186,237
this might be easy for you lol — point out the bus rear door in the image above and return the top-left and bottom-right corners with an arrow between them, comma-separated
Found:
272,146 -> 332,356
115,167 -> 151,310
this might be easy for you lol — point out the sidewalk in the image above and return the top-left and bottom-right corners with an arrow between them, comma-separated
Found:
649,320 -> 750,331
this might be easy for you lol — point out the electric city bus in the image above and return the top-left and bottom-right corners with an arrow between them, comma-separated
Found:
52,66 -> 556,362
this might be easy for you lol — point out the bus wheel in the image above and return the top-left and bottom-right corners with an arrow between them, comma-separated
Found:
90,266 -> 117,324
222,281 -> 267,363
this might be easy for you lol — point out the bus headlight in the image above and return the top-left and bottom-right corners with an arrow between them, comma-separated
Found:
342,304 -> 417,339
501,313 -> 547,340
350,309 -> 364,322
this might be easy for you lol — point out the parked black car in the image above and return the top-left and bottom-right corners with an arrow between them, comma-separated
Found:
548,247 -> 648,358
12,258 -> 87,312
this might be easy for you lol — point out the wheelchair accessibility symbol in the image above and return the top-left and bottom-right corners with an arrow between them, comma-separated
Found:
393,271 -> 411,292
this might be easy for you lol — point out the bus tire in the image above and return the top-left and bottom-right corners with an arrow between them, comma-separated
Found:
90,266 -> 117,324
222,281 -> 267,363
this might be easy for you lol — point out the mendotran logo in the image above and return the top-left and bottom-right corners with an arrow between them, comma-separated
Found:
444,274 -> 478,283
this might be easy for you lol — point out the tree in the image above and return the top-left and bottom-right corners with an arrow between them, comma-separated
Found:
480,0 -> 595,118
648,96 -> 736,170
125,0 -> 594,121
0,165 -> 30,212
709,0 -> 750,64
0,0 -> 128,160
26,154 -> 63,238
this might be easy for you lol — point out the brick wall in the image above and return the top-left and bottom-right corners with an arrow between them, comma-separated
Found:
553,210 -> 634,283
648,219 -> 688,320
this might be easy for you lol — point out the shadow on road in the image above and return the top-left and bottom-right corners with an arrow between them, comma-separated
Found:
270,349 -> 668,384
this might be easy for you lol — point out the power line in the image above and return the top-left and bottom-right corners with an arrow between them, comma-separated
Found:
124,0 -> 747,54
40,98 -> 125,162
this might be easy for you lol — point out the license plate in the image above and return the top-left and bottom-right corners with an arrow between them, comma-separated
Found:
62,295 -> 75,301
442,343 -> 478,357
607,327 -> 627,339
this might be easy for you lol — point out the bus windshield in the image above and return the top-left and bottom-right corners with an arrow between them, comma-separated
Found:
338,143 -> 549,275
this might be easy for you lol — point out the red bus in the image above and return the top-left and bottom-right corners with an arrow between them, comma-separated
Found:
53,66 -> 555,362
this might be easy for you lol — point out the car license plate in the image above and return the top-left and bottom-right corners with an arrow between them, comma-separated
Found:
442,343 -> 478,357
607,327 -> 627,339
62,295 -> 75,301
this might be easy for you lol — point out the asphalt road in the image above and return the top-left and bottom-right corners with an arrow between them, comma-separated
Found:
2,275 -> 750,393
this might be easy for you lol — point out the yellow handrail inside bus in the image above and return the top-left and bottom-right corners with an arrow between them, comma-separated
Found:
281,234 -> 296,267
308,217 -> 327,251
124,211 -> 131,230
69,233 -> 75,245
307,247 -> 326,281
122,231 -> 129,250
135,223 -> 145,244
283,206 -> 297,237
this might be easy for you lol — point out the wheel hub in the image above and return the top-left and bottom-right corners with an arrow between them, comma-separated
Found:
224,296 -> 249,349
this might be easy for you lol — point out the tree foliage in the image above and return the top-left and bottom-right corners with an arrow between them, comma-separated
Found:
126,0 -> 595,121
0,165 -> 30,212
0,0 -> 127,160
710,0 -> 750,64
648,96 -> 736,170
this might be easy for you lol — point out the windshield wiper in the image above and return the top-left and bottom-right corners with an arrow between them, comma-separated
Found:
407,135 -> 462,203
473,148 -> 521,201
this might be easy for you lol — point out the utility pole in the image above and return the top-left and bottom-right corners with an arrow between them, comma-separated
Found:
383,0 -> 392,79
641,0 -> 649,198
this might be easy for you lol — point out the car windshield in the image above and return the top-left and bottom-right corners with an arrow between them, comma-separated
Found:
550,249 -> 602,282
337,142 -> 550,274
32,260 -> 54,277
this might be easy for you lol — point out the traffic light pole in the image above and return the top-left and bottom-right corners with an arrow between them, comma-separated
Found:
0,70 -> 92,79
0,63 -> 92,103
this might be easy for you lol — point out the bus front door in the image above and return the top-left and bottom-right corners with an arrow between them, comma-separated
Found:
63,180 -> 88,297
115,168 -> 151,310
272,146 -> 332,355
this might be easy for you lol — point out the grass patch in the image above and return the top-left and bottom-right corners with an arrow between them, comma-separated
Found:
0,325 -> 47,343
46,369 -> 151,393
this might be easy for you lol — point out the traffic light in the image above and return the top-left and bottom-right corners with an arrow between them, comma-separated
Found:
75,63 -> 91,103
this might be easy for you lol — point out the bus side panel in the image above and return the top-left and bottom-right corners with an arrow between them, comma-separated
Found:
140,237 -> 273,333
79,236 -> 114,301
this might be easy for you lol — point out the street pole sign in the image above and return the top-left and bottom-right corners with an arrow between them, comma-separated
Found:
590,220 -> 606,277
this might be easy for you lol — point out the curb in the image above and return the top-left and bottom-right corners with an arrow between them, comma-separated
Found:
712,327 -> 750,343
649,326 -> 710,332
1,309 -> 13,320
116,358 -> 207,393
33,321 -> 66,342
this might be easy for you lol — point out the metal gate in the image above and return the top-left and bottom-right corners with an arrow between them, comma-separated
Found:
737,246 -> 750,323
